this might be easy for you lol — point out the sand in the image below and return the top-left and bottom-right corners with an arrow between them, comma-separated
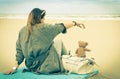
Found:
0,18 -> 120,79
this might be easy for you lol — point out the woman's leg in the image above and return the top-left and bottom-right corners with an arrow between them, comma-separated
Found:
53,39 -> 68,56
53,39 -> 68,72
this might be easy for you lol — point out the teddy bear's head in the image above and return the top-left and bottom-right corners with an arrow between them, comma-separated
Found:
78,41 -> 88,48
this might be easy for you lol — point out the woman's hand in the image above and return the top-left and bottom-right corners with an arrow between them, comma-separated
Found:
63,21 -> 85,29
4,61 -> 19,75
4,67 -> 17,75
72,21 -> 85,29
76,23 -> 85,29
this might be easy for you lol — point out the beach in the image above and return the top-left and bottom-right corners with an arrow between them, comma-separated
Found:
0,17 -> 120,79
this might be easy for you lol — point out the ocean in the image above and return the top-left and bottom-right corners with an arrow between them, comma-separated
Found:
0,14 -> 120,20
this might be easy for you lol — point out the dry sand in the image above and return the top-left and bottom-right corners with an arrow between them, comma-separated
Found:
0,18 -> 120,79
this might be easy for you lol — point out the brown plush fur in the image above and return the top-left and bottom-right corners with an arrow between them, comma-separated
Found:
76,41 -> 91,57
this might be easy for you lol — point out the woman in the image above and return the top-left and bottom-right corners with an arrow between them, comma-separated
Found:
4,8 -> 85,75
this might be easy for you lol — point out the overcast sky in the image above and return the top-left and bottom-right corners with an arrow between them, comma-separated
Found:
0,0 -> 120,15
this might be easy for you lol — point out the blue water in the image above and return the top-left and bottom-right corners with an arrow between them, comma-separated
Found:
0,0 -> 120,15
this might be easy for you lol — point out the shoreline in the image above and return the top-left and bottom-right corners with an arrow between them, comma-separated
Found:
1,18 -> 120,22
0,14 -> 120,20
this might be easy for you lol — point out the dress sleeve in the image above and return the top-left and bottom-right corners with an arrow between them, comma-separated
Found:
43,23 -> 67,41
16,32 -> 24,65
54,23 -> 67,34
47,23 -> 67,37
57,23 -> 67,34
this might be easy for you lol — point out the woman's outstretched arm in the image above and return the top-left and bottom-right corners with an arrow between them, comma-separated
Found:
63,21 -> 85,29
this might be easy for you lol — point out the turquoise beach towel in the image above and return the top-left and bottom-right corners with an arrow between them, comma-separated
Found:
0,68 -> 98,79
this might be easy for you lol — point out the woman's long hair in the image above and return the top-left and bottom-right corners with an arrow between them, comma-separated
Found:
25,8 -> 46,42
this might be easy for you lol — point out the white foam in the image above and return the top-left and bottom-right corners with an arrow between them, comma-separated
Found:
0,14 -> 120,20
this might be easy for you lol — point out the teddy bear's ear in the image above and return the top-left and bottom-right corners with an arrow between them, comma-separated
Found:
78,40 -> 81,43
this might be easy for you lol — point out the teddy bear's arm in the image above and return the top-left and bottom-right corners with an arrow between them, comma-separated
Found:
85,48 -> 91,52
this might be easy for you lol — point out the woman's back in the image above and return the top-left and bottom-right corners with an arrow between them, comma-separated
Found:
18,23 -> 66,58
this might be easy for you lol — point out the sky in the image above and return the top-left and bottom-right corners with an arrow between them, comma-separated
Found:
0,0 -> 120,15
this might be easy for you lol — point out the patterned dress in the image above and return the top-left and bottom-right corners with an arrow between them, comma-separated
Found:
16,23 -> 67,74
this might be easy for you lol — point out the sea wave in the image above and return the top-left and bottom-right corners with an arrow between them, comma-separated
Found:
0,14 -> 120,20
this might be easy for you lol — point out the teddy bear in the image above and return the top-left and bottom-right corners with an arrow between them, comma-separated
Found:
75,41 -> 91,57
